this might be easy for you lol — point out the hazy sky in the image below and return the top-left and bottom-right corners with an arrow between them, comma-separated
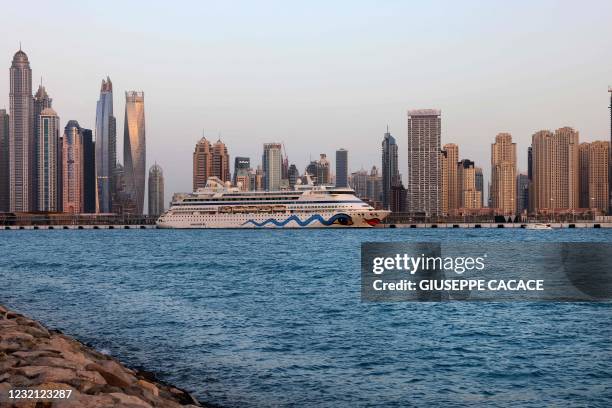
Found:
1,0 -> 611,204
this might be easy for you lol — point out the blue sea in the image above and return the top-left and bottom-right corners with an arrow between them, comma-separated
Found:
1,229 -> 612,407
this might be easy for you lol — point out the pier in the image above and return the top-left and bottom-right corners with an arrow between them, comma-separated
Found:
380,222 -> 612,229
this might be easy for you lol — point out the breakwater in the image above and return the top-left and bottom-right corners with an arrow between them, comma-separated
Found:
0,304 -> 204,408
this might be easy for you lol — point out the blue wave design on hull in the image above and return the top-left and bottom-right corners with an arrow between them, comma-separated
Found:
242,213 -> 352,227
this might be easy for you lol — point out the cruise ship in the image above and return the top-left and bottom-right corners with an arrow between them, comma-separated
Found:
157,177 -> 389,229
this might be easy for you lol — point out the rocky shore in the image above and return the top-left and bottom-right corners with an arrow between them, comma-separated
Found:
0,304 -> 206,407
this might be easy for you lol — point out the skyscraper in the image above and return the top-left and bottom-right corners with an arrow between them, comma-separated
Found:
381,128 -> 399,210
350,169 -> 368,199
37,108 -> 59,212
407,109 -> 441,216
0,109 -> 8,212
82,129 -> 97,213
579,141 -> 609,212
609,87 -> 612,213
527,146 -> 533,213
193,137 -> 212,190
62,121 -> 84,213
367,166 -> 383,206
335,148 -> 348,187
32,84 -> 52,210
262,143 -> 282,191
475,167 -> 484,208
579,143 -> 590,208
288,164 -> 299,189
315,154 -> 330,185
390,183 -> 407,213
531,127 -> 580,212
457,159 -> 482,209
440,143 -> 459,215
233,157 -> 250,185
95,77 -> 116,213
148,163 -> 164,216
491,133 -> 517,215
516,173 -> 529,214
9,48 -> 33,212
212,139 -> 230,182
123,91 -> 146,214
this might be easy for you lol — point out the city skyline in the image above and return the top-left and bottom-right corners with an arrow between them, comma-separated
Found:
0,46 -> 610,215
0,1 -> 610,201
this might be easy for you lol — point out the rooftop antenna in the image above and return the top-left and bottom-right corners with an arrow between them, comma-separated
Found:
386,124 -> 389,133
19,41 -> 21,51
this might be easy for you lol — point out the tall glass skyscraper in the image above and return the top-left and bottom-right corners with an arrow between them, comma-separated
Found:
9,48 -> 33,212
381,128 -> 399,210
123,91 -> 146,214
95,77 -> 116,213
37,108 -> 59,212
82,128 -> 97,213
32,84 -> 52,210
335,148 -> 348,187
148,163 -> 164,216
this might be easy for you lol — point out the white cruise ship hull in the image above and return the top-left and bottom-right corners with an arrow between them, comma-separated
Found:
157,210 -> 389,229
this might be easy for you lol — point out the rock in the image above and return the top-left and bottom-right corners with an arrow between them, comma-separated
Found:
26,356 -> 83,371
138,379 -> 159,396
0,305 -> 205,407
11,350 -> 61,360
85,362 -> 135,388
109,392 -> 152,407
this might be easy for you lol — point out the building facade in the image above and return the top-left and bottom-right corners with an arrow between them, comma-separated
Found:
407,109 -> 441,216
32,84 -> 52,209
457,159 -> 482,209
609,88 -> 612,213
212,139 -> 230,182
475,167 -> 484,208
37,108 -> 59,212
0,109 -> 9,212
530,127 -> 580,212
367,166 -> 383,207
82,129 -> 97,213
382,128 -> 400,210
335,148 -> 348,187
263,143 -> 282,191
390,183 -> 407,213
350,169 -> 368,199
288,164 -> 299,190
517,173 -> 529,214
315,154 -> 330,185
9,49 -> 33,212
123,91 -> 146,214
440,143 -> 459,215
62,121 -> 84,213
193,137 -> 212,190
95,77 -> 116,213
233,157 -> 250,186
491,133 -> 517,215
148,163 -> 165,216
579,141 -> 609,212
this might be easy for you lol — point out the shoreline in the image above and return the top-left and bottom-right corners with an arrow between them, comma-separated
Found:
0,304 -> 212,407
1,221 -> 612,230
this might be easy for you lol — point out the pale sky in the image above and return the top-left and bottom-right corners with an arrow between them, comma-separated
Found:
1,0 -> 611,205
